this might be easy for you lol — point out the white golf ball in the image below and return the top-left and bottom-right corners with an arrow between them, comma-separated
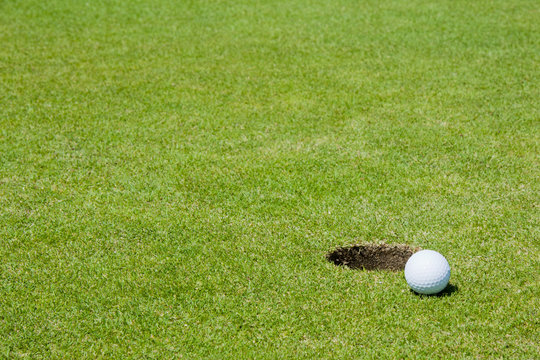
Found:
404,250 -> 450,295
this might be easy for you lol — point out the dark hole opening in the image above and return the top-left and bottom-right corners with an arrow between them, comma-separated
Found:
326,243 -> 419,272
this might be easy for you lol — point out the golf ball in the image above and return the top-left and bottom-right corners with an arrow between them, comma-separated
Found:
404,250 -> 450,295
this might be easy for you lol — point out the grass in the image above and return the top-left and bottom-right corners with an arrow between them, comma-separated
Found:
0,0 -> 539,358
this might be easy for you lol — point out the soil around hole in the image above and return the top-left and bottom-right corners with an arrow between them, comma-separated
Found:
326,243 -> 419,271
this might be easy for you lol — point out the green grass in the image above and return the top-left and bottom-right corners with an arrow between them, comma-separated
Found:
1,0 -> 539,358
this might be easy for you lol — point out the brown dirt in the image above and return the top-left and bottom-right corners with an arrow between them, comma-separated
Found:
326,243 -> 419,271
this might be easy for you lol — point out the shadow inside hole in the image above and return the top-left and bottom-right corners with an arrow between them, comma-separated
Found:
410,283 -> 459,298
326,243 -> 419,272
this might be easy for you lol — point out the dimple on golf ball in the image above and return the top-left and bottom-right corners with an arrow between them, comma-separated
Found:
404,250 -> 450,295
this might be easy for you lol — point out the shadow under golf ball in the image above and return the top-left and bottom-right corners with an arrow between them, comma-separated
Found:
410,283 -> 459,297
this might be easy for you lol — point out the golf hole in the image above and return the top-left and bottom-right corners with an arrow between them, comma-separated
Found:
326,243 -> 419,272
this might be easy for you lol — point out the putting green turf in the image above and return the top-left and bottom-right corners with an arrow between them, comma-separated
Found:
1,0 -> 539,358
